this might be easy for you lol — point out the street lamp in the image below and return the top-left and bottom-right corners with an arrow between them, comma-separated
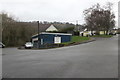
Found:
37,21 -> 40,48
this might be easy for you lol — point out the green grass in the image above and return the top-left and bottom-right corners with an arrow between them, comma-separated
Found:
59,36 -> 90,45
71,36 -> 90,42
92,35 -> 113,38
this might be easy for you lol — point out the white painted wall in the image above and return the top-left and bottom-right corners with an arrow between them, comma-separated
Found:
46,25 -> 58,31
32,38 -> 38,42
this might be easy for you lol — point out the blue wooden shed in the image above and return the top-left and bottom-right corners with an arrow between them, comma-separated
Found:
31,32 -> 72,48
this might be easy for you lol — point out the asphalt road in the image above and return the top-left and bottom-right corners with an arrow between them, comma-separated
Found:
2,35 -> 118,78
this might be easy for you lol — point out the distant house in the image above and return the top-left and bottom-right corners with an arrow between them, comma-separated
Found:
79,28 -> 117,36
39,24 -> 58,32
74,26 -> 92,36
79,27 -> 95,36
79,29 -> 110,36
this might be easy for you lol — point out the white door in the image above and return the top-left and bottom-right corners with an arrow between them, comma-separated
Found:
54,37 -> 61,43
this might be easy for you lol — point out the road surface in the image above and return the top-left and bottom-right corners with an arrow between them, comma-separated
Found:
2,35 -> 118,78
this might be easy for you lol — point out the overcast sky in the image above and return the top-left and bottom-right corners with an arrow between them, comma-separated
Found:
0,0 -> 119,27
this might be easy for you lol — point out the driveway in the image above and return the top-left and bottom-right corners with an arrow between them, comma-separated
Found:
2,35 -> 118,78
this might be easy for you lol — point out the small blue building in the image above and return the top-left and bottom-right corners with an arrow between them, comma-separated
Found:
31,32 -> 72,48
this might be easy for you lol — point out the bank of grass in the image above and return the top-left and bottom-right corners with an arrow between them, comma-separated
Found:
92,35 -> 113,38
60,36 -> 90,45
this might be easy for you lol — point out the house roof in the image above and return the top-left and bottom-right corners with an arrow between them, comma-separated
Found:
39,24 -> 51,32
39,24 -> 58,32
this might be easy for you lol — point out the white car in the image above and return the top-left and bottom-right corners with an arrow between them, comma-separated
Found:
25,42 -> 33,49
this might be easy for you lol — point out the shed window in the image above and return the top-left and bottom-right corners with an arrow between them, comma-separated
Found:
54,37 -> 61,43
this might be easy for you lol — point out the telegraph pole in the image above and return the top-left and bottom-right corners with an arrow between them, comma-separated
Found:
37,21 -> 39,48
76,20 -> 80,36
76,20 -> 78,25
76,20 -> 78,31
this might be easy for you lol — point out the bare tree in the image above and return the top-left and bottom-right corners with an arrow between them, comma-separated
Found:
1,12 -> 37,46
83,2 -> 115,35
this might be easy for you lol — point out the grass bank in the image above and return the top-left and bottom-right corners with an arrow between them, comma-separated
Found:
60,36 -> 90,45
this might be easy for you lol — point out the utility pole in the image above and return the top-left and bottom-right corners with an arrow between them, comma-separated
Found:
0,14 -> 2,42
76,20 -> 78,25
76,20 -> 80,36
37,21 -> 39,48
74,20 -> 78,31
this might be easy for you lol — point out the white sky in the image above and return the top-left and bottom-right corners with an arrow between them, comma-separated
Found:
0,0 -> 119,27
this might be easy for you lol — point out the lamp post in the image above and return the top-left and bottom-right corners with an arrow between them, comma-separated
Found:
37,21 -> 39,48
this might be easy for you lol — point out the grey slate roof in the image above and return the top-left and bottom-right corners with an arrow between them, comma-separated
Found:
39,24 -> 58,32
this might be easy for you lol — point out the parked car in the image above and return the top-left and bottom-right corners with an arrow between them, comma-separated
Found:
25,42 -> 33,49
109,32 -> 116,35
0,42 -> 5,48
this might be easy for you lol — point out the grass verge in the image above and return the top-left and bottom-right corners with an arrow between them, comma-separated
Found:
59,36 -> 90,45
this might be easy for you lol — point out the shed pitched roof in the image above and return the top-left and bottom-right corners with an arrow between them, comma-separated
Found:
32,32 -> 72,37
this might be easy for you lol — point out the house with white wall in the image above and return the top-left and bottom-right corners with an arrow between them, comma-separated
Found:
39,24 -> 58,32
